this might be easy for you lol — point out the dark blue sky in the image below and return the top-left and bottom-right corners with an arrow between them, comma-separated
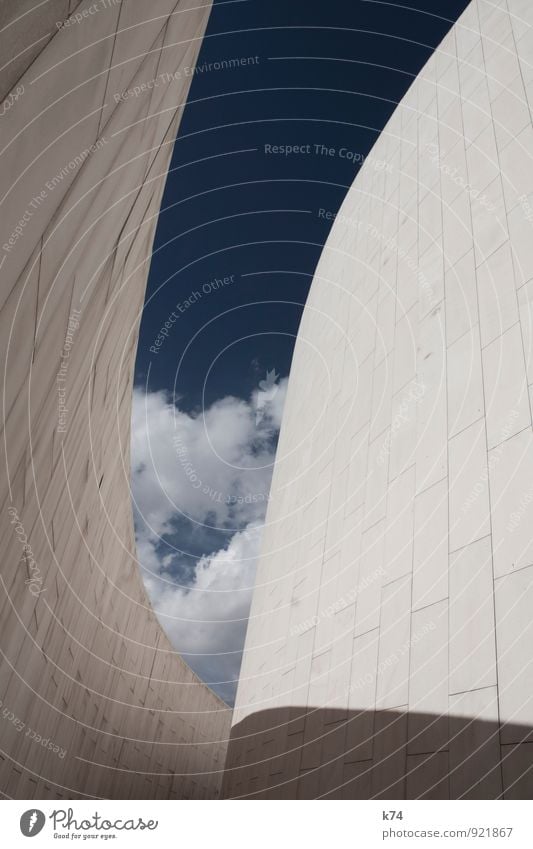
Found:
135,0 -> 469,407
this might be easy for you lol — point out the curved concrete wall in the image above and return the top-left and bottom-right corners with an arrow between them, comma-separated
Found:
224,0 -> 533,799
0,0 -> 231,799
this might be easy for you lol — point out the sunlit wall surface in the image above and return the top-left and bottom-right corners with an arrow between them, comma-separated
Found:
0,0 -> 230,799
224,0 -> 533,799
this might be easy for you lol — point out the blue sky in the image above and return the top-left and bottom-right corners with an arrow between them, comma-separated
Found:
131,0 -> 469,704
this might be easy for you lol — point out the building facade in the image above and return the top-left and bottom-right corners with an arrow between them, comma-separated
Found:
0,0 -> 231,799
224,0 -> 533,799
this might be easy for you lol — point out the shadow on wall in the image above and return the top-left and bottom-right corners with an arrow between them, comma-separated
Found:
222,707 -> 533,799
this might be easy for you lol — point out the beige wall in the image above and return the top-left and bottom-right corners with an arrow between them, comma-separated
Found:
0,0 -> 231,799
224,0 -> 533,799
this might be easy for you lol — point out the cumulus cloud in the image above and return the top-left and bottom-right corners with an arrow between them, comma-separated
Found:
144,522 -> 262,705
131,380 -> 287,538
130,377 -> 288,704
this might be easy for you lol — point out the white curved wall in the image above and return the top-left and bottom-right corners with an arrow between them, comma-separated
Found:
225,0 -> 533,799
0,0 -> 231,800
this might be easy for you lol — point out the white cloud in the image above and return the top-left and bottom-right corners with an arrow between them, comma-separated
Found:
130,378 -> 287,703
131,380 -> 287,539
144,522 -> 262,705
